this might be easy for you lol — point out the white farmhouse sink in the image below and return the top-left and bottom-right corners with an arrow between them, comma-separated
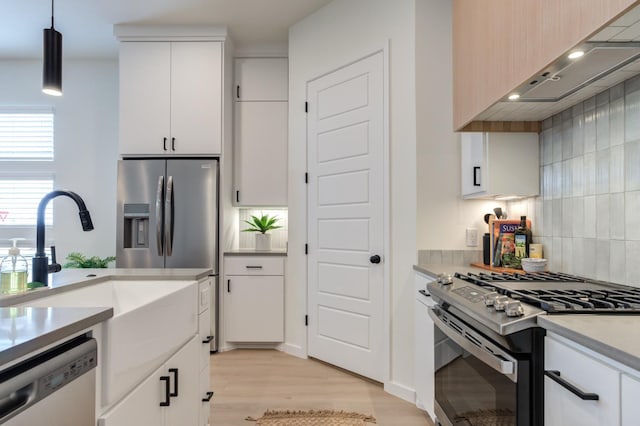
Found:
20,280 -> 198,406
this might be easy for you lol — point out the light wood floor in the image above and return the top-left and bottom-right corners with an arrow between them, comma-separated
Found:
210,349 -> 434,426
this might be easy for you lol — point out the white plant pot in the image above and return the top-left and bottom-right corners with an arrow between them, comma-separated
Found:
255,233 -> 271,251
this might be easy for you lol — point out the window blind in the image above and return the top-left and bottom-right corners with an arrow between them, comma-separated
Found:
0,112 -> 54,160
0,180 -> 53,226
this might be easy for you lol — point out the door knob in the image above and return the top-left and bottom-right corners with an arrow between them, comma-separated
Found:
370,255 -> 381,264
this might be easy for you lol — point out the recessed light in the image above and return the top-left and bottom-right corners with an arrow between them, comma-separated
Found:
568,50 -> 584,59
508,93 -> 520,101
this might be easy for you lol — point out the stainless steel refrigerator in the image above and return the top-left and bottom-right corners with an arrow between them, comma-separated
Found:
116,158 -> 219,351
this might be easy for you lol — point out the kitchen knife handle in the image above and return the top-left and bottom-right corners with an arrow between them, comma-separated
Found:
165,176 -> 174,257
156,176 -> 164,256
473,166 -> 481,187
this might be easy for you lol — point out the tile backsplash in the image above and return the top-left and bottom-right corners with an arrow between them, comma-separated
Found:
238,208 -> 288,250
508,75 -> 640,287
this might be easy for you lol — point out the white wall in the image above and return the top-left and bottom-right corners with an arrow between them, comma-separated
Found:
415,0 -> 503,251
289,0 -> 417,395
0,59 -> 118,262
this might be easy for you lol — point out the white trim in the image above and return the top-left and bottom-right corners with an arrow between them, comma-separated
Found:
280,342 -> 307,359
304,43 -> 391,383
114,24 -> 227,41
384,381 -> 416,404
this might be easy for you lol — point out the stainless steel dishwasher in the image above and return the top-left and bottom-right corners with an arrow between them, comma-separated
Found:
0,334 -> 97,425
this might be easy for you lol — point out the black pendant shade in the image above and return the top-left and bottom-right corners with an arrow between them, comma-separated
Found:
42,0 -> 62,96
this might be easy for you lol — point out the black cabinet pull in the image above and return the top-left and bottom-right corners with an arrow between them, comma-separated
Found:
236,190 -> 240,203
171,137 -> 175,151
168,368 -> 179,397
245,265 -> 263,269
163,137 -> 167,151
202,335 -> 214,344
473,166 -> 481,186
544,370 -> 599,401
160,376 -> 171,406
236,85 -> 240,99
202,391 -> 214,402
227,279 -> 231,293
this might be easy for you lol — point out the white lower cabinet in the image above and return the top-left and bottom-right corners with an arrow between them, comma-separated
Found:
621,373 -> 640,425
99,336 -> 199,426
413,271 -> 436,421
223,255 -> 285,343
197,277 -> 213,426
544,335 -> 620,426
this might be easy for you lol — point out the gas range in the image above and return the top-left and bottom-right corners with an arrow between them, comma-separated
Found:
427,271 -> 640,337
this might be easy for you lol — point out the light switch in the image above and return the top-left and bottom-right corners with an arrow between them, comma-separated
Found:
466,228 -> 479,247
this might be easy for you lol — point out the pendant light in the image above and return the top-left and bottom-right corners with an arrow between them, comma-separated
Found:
42,0 -> 62,96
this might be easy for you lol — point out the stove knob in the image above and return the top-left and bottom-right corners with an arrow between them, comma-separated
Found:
505,301 -> 525,317
436,273 -> 454,285
483,292 -> 499,307
494,296 -> 510,311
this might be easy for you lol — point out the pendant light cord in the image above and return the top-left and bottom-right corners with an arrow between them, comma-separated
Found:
51,0 -> 54,29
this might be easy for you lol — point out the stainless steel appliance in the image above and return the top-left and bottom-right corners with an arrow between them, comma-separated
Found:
427,271 -> 640,426
0,334 -> 97,425
116,158 -> 219,351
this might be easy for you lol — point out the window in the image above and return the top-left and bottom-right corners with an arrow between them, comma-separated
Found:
0,109 -> 55,251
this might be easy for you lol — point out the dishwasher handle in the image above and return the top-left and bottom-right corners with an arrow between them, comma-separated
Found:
0,384 -> 34,421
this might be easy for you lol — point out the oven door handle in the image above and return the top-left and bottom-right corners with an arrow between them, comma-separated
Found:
429,308 -> 518,382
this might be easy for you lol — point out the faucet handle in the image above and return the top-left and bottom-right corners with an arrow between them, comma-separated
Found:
48,245 -> 62,273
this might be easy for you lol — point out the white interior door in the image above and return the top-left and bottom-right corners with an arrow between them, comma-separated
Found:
307,51 -> 385,382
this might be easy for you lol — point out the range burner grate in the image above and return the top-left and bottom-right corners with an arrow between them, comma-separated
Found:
456,271 -> 640,313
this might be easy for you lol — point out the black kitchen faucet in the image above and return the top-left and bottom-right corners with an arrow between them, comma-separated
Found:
32,190 -> 94,286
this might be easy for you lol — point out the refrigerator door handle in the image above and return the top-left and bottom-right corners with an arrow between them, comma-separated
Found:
165,176 -> 174,257
155,176 -> 165,256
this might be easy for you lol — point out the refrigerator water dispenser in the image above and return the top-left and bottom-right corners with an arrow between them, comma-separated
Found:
123,204 -> 150,248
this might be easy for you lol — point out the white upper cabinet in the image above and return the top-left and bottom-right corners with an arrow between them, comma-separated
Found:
233,57 -> 288,206
460,132 -> 539,199
119,41 -> 222,156
235,58 -> 288,101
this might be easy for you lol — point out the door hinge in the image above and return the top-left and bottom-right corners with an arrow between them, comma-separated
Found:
305,172 -> 309,184
305,102 -> 308,113
304,244 -> 308,255
305,315 -> 308,326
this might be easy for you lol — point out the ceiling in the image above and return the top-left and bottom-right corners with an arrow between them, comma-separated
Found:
0,0 -> 333,59
476,4 -> 640,122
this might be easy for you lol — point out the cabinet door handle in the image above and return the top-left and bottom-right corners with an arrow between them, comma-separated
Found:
245,265 -> 263,269
236,190 -> 240,203
202,335 -> 214,344
171,137 -> 176,151
227,279 -> 231,293
473,166 -> 481,186
159,376 -> 171,406
236,85 -> 240,99
163,137 -> 167,151
168,368 -> 179,397
202,391 -> 214,402
544,370 -> 599,401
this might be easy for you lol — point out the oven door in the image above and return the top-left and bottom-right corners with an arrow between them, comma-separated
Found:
430,307 -> 519,426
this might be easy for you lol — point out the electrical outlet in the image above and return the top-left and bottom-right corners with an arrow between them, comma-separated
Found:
466,228 -> 478,247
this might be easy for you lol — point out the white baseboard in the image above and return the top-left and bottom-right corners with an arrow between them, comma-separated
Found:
384,381 -> 416,404
279,342 -> 307,359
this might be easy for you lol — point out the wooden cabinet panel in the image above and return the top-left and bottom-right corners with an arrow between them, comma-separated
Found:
453,0 -> 639,129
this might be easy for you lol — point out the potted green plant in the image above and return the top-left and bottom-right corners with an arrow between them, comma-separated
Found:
242,214 -> 282,251
64,252 -> 116,268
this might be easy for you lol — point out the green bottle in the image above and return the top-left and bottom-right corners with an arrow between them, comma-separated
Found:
514,216 -> 532,268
